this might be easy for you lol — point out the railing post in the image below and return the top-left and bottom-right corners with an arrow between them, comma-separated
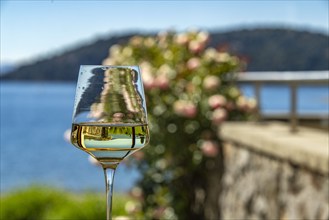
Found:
255,82 -> 261,121
290,82 -> 298,133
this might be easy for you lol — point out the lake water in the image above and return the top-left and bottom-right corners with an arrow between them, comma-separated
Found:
1,82 -> 328,192
0,82 -> 140,193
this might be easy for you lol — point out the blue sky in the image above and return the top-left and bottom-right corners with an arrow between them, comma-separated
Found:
1,0 -> 328,65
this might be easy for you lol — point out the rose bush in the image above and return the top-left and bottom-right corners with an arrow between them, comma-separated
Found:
103,30 -> 256,219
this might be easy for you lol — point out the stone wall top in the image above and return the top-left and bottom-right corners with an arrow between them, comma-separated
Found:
220,122 -> 329,175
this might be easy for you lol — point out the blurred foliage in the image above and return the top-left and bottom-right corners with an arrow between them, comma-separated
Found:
0,185 -> 129,220
103,30 -> 257,219
2,28 -> 328,81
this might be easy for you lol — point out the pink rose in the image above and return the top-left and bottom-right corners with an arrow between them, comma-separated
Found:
173,100 -> 185,114
184,103 -> 197,118
200,140 -> 219,157
211,108 -> 227,125
175,33 -> 189,45
189,40 -> 205,53
140,62 -> 156,90
208,95 -> 227,109
143,77 -> 156,90
246,98 -> 257,112
197,31 -> 210,44
130,36 -> 143,46
173,100 -> 197,118
154,75 -> 170,90
141,70 -> 156,90
236,96 -> 257,112
187,57 -> 201,70
203,75 -> 221,91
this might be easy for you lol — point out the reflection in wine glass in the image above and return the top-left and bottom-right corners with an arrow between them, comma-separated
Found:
70,65 -> 149,219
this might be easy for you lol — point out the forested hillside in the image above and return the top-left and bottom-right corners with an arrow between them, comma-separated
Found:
2,28 -> 328,81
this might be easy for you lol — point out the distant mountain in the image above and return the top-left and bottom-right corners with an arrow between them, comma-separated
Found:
1,33 -> 136,81
0,63 -> 17,75
1,28 -> 328,81
210,28 -> 329,71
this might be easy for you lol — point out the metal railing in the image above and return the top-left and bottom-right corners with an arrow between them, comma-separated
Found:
237,71 -> 329,133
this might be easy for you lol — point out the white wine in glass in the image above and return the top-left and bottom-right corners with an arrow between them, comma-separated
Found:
70,65 -> 149,219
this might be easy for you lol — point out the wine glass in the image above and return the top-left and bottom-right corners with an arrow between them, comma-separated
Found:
70,65 -> 150,219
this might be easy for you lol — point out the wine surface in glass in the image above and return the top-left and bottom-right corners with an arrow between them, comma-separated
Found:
71,123 -> 149,165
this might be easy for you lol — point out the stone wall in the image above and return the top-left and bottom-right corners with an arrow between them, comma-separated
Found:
219,122 -> 328,220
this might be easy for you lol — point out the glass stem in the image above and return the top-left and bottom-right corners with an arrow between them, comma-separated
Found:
104,167 -> 116,220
